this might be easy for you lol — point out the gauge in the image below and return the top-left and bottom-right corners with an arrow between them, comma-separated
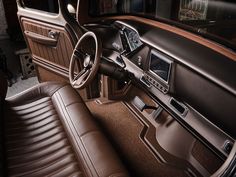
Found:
123,28 -> 142,52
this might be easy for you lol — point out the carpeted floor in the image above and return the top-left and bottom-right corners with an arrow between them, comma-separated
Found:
86,101 -> 188,177
6,75 -> 39,98
0,39 -> 39,98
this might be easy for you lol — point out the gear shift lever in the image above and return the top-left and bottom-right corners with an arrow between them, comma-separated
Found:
132,96 -> 157,112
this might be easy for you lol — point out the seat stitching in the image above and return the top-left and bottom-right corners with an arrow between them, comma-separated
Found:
7,138 -> 69,160
109,173 -> 128,177
8,146 -> 72,169
6,120 -> 62,140
6,127 -> 65,148
6,110 -> 57,126
7,132 -> 67,154
46,162 -> 81,177
57,91 -> 99,176
65,101 -> 83,107
10,97 -> 51,111
7,105 -> 56,121
12,101 -> 54,116
54,92 -> 97,177
50,84 -> 69,97
80,130 -> 100,138
10,152 -> 75,177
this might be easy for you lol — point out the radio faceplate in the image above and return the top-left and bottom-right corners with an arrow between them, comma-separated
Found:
143,50 -> 173,94
149,50 -> 172,84
143,73 -> 169,94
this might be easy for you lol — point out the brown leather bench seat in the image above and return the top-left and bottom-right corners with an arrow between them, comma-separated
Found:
0,76 -> 128,177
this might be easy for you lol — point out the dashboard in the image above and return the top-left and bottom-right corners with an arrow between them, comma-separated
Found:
87,19 -> 236,175
116,22 -> 172,94
112,20 -> 235,159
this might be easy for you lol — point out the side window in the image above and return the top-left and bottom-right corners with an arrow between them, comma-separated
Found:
22,0 -> 59,14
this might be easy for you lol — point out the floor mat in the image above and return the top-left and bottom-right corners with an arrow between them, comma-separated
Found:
86,101 -> 188,177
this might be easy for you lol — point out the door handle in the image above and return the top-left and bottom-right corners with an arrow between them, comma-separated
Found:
24,31 -> 58,47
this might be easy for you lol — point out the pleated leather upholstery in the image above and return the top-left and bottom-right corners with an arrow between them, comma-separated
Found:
5,97 -> 83,177
2,82 -> 129,177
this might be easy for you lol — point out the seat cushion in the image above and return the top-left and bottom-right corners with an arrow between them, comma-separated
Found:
3,82 -> 129,177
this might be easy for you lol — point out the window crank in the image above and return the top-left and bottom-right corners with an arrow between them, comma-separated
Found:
48,30 -> 58,39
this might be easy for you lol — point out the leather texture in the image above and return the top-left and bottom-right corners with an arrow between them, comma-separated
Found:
2,81 -> 129,177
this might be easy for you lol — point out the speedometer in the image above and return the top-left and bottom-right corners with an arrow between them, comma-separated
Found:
124,28 -> 142,52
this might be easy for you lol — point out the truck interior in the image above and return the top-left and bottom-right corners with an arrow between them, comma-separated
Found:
0,0 -> 236,177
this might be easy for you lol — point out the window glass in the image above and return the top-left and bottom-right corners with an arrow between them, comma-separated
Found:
89,0 -> 236,51
23,0 -> 59,14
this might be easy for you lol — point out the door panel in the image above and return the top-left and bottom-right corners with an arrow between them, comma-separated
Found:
22,18 -> 73,69
17,0 -> 81,78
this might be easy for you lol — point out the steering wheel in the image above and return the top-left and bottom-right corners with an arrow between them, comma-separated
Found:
69,31 -> 101,89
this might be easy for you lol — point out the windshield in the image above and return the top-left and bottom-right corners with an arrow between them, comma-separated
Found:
89,0 -> 236,51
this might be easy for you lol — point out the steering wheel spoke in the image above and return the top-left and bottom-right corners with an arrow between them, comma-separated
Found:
73,68 -> 86,81
77,69 -> 90,84
74,50 -> 87,60
72,68 -> 89,87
